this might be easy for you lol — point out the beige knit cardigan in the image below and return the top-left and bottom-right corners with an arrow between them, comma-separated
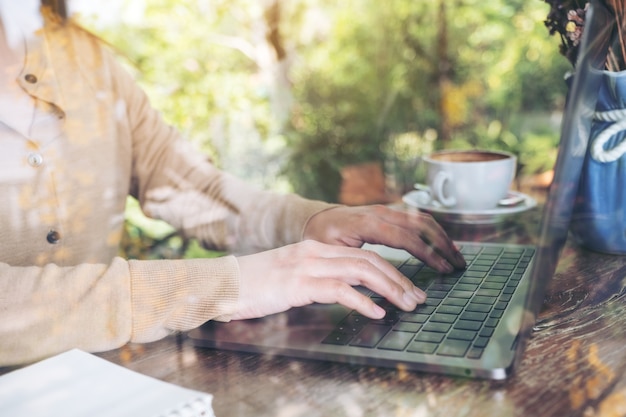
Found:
0,15 -> 332,365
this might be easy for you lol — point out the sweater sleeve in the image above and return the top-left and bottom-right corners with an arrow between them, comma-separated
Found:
128,256 -> 239,343
110,43 -> 337,254
0,255 -> 240,366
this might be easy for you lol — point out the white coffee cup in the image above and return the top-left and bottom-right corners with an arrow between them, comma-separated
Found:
422,149 -> 517,211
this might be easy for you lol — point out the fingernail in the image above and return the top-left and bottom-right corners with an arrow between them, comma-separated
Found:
373,304 -> 386,318
403,292 -> 415,308
440,259 -> 454,273
413,286 -> 426,302
456,252 -> 466,267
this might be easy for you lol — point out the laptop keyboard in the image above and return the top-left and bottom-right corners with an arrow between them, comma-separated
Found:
322,244 -> 534,359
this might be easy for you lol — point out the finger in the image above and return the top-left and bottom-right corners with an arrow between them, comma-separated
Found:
310,243 -> 414,286
303,254 -> 425,311
358,222 -> 457,273
364,208 -> 466,271
304,242 -> 426,298
414,219 -> 467,269
299,278 -> 386,319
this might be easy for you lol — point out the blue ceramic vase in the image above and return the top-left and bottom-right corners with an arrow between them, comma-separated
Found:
571,70 -> 626,254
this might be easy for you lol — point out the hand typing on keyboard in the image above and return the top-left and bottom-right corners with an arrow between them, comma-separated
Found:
232,205 -> 466,321
322,243 -> 533,360
303,205 -> 466,273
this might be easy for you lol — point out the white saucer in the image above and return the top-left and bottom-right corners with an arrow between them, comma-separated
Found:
402,190 -> 537,224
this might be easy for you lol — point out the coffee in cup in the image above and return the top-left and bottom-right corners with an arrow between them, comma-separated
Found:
422,149 -> 516,211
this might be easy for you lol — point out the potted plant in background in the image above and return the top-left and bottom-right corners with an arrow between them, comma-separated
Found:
545,0 -> 626,253
283,76 -> 389,205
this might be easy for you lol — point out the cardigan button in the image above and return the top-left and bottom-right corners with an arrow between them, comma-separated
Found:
24,74 -> 38,84
28,153 -> 44,167
47,230 -> 61,244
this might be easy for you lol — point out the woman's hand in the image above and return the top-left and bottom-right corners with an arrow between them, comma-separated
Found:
230,205 -> 465,321
232,240 -> 426,320
303,204 -> 466,273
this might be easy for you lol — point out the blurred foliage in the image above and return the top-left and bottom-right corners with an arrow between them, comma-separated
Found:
119,197 -> 224,260
283,0 -> 571,199
76,0 -> 571,257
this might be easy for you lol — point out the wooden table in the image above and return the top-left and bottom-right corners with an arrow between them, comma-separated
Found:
3,204 -> 625,417
87,206 -> 626,417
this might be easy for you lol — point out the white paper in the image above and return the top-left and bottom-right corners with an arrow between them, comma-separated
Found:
0,349 -> 215,417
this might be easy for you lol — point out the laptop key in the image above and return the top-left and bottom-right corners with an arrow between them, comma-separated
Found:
473,336 -> 490,349
378,331 -> 415,351
322,332 -> 353,346
454,283 -> 479,292
350,324 -> 392,348
441,277 -> 461,285
438,339 -> 471,357
430,313 -> 457,324
449,290 -> 474,299
450,268 -> 466,277
437,305 -> 463,315
424,298 -> 442,306
502,286 -> 516,294
490,309 -> 504,319
448,329 -> 477,341
415,331 -> 445,343
454,320 -> 482,331
465,303 -> 491,313
426,290 -> 449,299
336,314 -> 368,334
481,281 -> 506,290
467,265 -> 491,272
400,313 -> 430,324
472,259 -> 495,266
459,276 -> 484,284
460,246 -> 481,255
407,341 -> 438,354
399,263 -> 422,279
476,289 -> 501,297
393,322 -> 422,333
462,271 -> 487,279
471,295 -> 497,305
482,247 -> 503,255
429,283 -> 454,292
422,322 -> 452,333
467,347 -> 484,359
479,327 -> 494,338
413,305 -> 437,314
499,294 -> 513,302
484,318 -> 499,328
485,275 -> 508,283
488,270 -> 511,277
443,298 -> 469,307
460,311 -> 488,322
494,301 -> 508,310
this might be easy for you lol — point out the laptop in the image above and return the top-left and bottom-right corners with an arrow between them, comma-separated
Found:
188,0 -> 613,380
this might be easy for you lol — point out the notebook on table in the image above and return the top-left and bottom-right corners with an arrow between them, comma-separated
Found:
0,349 -> 215,417
188,0 -> 613,380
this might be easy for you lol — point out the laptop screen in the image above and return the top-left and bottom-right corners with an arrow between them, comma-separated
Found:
517,0 -> 614,358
